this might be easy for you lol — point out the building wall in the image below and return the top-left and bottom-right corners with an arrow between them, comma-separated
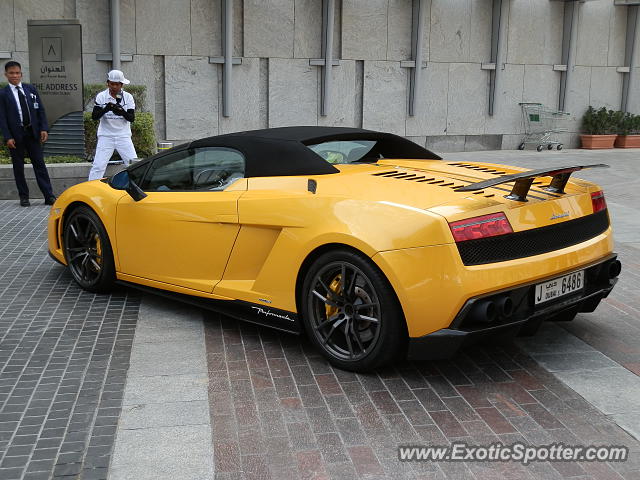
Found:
1,0 -> 638,151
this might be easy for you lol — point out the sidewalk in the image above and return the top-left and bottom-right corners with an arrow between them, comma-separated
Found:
0,148 -> 638,479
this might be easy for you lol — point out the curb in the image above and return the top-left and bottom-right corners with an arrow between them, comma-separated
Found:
0,162 -> 124,199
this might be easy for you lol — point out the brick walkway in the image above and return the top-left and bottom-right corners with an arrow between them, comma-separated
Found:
0,202 -> 139,480
204,316 -> 640,480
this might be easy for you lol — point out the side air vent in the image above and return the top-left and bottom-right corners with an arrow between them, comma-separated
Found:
371,170 -> 494,197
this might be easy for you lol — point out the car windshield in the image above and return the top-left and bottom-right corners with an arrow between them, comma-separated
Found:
307,140 -> 381,164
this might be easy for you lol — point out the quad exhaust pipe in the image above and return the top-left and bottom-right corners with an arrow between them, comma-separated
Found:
608,260 -> 621,279
468,295 -> 514,324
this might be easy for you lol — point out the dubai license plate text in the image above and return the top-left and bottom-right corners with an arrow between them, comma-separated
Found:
534,270 -> 584,305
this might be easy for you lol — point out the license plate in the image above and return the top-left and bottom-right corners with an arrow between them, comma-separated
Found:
534,270 -> 584,305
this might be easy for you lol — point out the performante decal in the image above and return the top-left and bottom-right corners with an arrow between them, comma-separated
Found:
252,306 -> 295,322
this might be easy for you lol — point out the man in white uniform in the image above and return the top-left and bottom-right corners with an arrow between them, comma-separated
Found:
88,70 -> 137,181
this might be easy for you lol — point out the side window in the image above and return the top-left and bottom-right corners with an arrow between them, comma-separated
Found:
192,148 -> 245,191
139,147 -> 245,192
139,150 -> 194,191
128,162 -> 150,186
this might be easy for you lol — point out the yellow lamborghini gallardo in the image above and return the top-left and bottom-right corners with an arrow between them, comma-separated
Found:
47,127 -> 620,371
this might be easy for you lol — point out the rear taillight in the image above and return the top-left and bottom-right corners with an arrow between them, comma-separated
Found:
449,212 -> 513,243
591,190 -> 607,213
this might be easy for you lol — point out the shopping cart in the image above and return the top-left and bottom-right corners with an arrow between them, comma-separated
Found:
518,103 -> 571,151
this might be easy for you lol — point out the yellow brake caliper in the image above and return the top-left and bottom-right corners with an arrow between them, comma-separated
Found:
93,234 -> 103,269
325,275 -> 342,318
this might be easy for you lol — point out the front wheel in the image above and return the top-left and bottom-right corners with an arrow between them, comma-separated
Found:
301,249 -> 407,372
63,206 -> 116,293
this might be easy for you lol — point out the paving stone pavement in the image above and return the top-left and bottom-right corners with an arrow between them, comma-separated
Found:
0,201 -> 140,480
0,148 -> 639,479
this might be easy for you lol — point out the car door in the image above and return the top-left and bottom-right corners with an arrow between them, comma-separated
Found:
115,146 -> 246,293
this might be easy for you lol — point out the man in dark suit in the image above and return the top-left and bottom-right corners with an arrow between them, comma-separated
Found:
0,61 -> 55,207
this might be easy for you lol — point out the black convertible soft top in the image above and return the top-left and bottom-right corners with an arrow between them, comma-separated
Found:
185,126 -> 441,177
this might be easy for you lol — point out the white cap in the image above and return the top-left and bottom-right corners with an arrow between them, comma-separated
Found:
107,69 -> 130,84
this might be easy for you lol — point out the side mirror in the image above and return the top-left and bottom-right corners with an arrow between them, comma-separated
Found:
108,170 -> 147,202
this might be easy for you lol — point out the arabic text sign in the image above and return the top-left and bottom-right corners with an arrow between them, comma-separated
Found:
28,20 -> 83,127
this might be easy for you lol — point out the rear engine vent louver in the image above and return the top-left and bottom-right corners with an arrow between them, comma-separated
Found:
372,170 -> 494,197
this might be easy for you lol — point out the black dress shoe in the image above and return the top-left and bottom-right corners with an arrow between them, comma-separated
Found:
20,198 -> 30,207
45,196 -> 56,205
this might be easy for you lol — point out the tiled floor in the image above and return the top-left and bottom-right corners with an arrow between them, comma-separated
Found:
0,202 -> 139,480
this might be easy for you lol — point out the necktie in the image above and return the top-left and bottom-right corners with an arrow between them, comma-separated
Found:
16,86 -> 31,127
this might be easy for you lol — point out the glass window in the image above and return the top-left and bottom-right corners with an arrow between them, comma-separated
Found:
308,140 -> 379,164
127,161 -> 150,186
140,147 -> 245,192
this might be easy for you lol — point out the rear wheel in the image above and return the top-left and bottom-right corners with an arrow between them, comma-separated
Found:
301,249 -> 406,372
63,206 -> 115,293
536,145 -> 544,152
518,143 -> 525,150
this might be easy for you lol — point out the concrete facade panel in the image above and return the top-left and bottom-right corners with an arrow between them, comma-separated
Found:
447,63 -> 487,135
191,0 -> 221,57
406,62 -> 449,136
589,67 -> 623,111
219,57 -> 265,134
342,0 -> 388,61
82,54 -> 109,87
318,60 -> 358,127
124,55 -> 157,113
165,56 -> 218,139
429,0 -> 471,63
136,0 -> 191,55
506,0 -> 563,65
76,0 -> 110,55
244,0 -> 294,58
576,1 -> 612,67
523,65 -> 560,110
485,64 -> 524,135
627,68 -> 640,114
608,6 -> 627,67
387,0 -> 412,61
564,66 -> 591,134
523,68 -> 556,115
294,0 -> 322,59
0,1 -> 15,53
120,0 -> 137,55
362,61 -> 407,136
13,0 -> 65,52
268,58 -> 317,127
469,0 -> 492,63
426,135 -> 465,152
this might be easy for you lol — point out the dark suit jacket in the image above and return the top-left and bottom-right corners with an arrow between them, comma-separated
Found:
0,83 -> 49,142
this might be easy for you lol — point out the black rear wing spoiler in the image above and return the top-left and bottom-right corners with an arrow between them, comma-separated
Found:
455,164 -> 609,202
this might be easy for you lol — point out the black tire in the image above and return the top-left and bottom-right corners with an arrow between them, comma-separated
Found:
518,143 -> 525,150
536,145 -> 543,152
300,249 -> 407,372
63,206 -> 116,293
557,144 -> 563,150
548,144 -> 554,150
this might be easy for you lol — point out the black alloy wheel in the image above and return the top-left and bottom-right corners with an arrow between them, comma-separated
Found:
301,249 -> 406,371
63,206 -> 115,293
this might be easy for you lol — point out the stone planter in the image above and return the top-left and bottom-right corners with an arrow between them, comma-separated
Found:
580,134 -> 617,149
614,134 -> 640,148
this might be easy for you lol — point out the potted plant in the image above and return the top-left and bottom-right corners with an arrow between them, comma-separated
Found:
614,112 -> 640,148
580,106 -> 617,149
